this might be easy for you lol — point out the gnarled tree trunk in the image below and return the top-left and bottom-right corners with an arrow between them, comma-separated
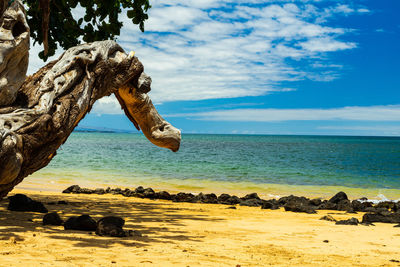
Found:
0,1 -> 181,198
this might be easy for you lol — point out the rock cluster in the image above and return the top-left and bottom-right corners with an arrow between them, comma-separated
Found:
62,186 -> 400,226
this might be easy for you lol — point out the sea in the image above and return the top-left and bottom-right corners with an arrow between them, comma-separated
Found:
20,132 -> 400,200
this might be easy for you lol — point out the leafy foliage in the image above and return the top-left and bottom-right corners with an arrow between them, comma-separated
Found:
22,0 -> 151,60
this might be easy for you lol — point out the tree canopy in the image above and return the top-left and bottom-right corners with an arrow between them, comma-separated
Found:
22,0 -> 151,60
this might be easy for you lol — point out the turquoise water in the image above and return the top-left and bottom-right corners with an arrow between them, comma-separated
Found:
29,133 -> 400,192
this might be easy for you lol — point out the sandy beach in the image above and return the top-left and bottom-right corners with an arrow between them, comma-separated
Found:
1,188 -> 399,267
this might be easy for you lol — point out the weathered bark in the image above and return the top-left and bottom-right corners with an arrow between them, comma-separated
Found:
0,1 -> 181,198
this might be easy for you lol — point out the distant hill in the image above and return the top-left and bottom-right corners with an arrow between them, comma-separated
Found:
74,126 -> 135,133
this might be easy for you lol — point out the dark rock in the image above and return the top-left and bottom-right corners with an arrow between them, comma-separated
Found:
328,191 -> 348,204
93,188 -> 105,195
43,212 -> 63,226
241,193 -> 260,201
359,197 -> 368,201
58,200 -> 68,205
323,240 -> 329,243
261,200 -> 280,210
8,194 -> 48,213
309,198 -> 322,206
110,188 -> 122,195
226,196 -> 241,205
394,224 -> 400,228
240,198 -> 263,207
284,201 -> 316,214
96,216 -> 126,237
227,206 -> 237,209
362,211 -> 400,224
173,192 -> 196,203
335,218 -> 359,225
351,200 -> 372,212
318,200 -> 338,210
62,185 -> 81,194
278,195 -> 309,206
217,193 -> 231,204
337,199 -> 355,213
319,215 -> 336,222
122,189 -> 135,197
157,191 -> 171,200
64,215 -> 97,231
196,193 -> 218,204
143,188 -> 156,199
135,186 -> 145,194
375,201 -> 396,211
80,188 -> 94,194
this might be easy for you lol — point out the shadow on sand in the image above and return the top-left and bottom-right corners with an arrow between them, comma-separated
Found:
0,192 -> 224,248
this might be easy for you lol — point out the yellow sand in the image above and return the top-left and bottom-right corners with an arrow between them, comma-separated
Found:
1,189 -> 400,267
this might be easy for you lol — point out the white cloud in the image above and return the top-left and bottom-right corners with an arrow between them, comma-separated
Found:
91,95 -> 123,115
27,0 -> 369,112
168,105 -> 400,122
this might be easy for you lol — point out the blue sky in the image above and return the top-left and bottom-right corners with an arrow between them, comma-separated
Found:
29,0 -> 400,136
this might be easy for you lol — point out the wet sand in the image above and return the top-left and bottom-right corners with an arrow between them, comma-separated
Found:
1,189 -> 400,266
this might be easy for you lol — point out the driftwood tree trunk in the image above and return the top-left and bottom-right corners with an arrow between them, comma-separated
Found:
0,1 -> 181,198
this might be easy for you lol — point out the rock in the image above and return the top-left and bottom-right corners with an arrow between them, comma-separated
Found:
318,200 -> 338,210
58,200 -> 68,205
173,192 -> 196,203
284,201 -> 316,214
240,198 -> 263,207
241,193 -> 260,201
135,186 -> 145,194
278,195 -> 310,206
309,198 -> 322,206
328,192 -> 348,204
62,185 -> 81,194
79,188 -> 94,194
196,193 -> 218,204
375,201 -> 396,211
143,188 -> 156,199
394,224 -> 400,228
64,215 -> 97,231
227,206 -> 237,209
362,211 -> 400,224
351,200 -> 372,212
158,191 -> 171,200
94,188 -> 105,195
319,215 -> 336,222
96,216 -> 126,237
337,199 -> 355,213
218,193 -> 231,204
43,212 -> 63,226
122,189 -> 134,197
8,194 -> 48,213
110,188 -> 122,195
261,200 -> 280,210
335,218 -> 359,225
323,240 -> 329,243
105,187 -> 111,193
226,196 -> 241,205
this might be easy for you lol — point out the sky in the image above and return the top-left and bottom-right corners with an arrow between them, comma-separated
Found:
28,0 -> 400,136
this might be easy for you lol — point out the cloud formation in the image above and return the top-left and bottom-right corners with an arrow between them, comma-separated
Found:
168,105 -> 400,122
27,0 -> 369,113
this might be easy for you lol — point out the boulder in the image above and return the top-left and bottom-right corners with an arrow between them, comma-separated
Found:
62,185 -> 81,194
96,216 -> 126,237
158,191 -> 171,200
64,215 -> 97,231
319,215 -> 336,222
8,194 -> 48,213
328,192 -> 348,204
143,188 -> 156,199
261,200 -> 280,210
318,200 -> 338,210
217,193 -> 231,204
309,198 -> 322,206
135,186 -> 145,194
284,201 -> 316,214
241,193 -> 260,201
240,198 -> 263,207
196,193 -> 218,204
337,199 -> 355,213
172,192 -> 196,202
94,188 -> 105,195
43,212 -> 63,226
335,218 -> 359,225
362,211 -> 400,224
351,200 -> 372,212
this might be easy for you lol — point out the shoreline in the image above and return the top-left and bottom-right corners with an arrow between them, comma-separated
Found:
1,188 -> 400,266
16,175 -> 400,201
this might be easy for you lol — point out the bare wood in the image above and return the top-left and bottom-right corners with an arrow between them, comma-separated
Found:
0,1 -> 181,198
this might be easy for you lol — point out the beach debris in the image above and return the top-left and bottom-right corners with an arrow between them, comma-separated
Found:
64,215 -> 97,231
8,194 -> 48,213
43,212 -> 64,226
329,191 -> 348,204
389,259 -> 400,263
323,240 -> 329,243
362,210 -> 400,224
319,215 -> 336,222
335,218 -> 359,225
96,216 -> 127,237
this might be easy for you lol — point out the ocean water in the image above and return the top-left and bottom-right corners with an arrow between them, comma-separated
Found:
24,133 -> 400,199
